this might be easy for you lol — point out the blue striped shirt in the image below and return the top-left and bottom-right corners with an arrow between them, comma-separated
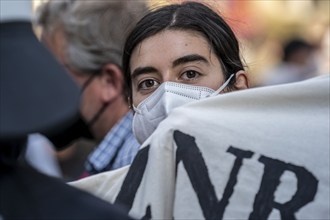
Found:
85,111 -> 140,175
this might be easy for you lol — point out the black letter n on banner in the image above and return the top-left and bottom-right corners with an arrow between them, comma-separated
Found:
174,130 -> 253,219
115,146 -> 150,212
249,155 -> 318,220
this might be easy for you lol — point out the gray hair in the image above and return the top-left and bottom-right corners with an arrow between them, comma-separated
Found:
35,0 -> 73,36
36,0 -> 148,74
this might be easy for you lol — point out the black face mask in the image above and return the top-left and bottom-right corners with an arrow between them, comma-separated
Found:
45,74 -> 110,150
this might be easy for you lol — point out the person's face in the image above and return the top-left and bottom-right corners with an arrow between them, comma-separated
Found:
129,29 -> 225,107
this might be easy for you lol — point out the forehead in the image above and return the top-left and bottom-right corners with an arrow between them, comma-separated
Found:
130,29 -> 217,68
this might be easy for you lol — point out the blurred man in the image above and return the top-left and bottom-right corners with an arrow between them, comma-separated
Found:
263,38 -> 318,86
35,0 -> 147,178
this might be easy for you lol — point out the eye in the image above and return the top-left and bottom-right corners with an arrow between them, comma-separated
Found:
138,79 -> 160,90
181,70 -> 201,80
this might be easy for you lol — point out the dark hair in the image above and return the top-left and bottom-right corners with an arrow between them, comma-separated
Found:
283,38 -> 314,62
122,2 -> 245,103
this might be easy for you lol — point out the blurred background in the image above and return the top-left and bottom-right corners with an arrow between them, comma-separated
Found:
142,0 -> 330,86
32,0 -> 330,85
31,0 -> 329,180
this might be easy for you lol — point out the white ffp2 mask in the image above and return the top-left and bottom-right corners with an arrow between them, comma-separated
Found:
132,74 -> 234,144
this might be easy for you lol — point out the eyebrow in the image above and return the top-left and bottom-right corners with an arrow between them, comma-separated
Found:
131,54 -> 209,80
131,66 -> 158,81
172,54 -> 209,67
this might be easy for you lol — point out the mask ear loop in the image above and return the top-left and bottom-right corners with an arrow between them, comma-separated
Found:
80,74 -> 112,127
87,102 -> 110,127
81,75 -> 96,93
128,96 -> 141,114
208,73 -> 235,97
132,104 -> 141,114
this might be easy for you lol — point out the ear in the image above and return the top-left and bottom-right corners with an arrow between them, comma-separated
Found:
234,70 -> 249,90
99,63 -> 124,103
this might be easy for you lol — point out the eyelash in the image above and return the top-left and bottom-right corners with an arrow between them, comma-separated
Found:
136,70 -> 202,91
180,70 -> 202,81
137,79 -> 160,91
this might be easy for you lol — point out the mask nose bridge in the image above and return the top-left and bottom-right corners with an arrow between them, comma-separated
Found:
132,81 -> 217,144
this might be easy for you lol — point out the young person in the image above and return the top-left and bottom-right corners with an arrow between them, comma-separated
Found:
122,2 -> 249,143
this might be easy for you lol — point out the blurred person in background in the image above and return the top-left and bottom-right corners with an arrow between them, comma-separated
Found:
262,38 -> 319,86
35,0 -> 148,179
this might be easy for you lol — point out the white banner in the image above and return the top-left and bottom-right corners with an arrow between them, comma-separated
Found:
71,75 -> 330,220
